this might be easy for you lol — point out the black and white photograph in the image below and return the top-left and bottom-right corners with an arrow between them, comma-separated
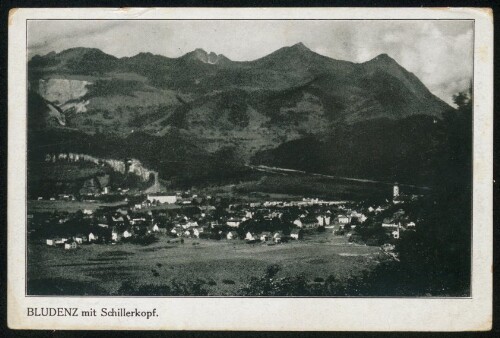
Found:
25,18 -> 475,297
7,7 -> 493,331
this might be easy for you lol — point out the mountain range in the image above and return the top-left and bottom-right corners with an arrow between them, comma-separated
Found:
27,43 -> 457,187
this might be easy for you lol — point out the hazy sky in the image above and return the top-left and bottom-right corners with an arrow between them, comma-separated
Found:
28,20 -> 473,105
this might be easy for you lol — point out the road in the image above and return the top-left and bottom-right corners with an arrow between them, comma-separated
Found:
246,164 -> 431,190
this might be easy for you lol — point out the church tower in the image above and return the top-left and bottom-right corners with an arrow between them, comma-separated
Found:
393,182 -> 400,199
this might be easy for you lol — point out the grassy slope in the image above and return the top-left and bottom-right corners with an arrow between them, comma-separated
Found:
29,46 -> 452,162
27,232 -> 381,296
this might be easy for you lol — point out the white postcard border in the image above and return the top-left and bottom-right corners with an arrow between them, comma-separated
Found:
8,7 -> 493,331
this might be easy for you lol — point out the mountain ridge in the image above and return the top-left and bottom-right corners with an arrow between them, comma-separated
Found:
29,43 -> 425,73
28,43 -> 454,169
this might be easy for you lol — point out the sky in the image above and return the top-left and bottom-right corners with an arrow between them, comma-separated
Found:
28,20 -> 473,106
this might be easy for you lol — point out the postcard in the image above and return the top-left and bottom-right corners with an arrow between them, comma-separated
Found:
7,7 -> 493,331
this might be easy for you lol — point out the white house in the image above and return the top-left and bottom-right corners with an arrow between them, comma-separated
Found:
260,232 -> 272,242
147,194 -> 177,204
83,209 -> 93,215
123,230 -> 132,238
74,237 -> 83,244
245,232 -> 257,241
316,216 -> 325,226
293,219 -> 303,228
88,232 -> 96,242
46,239 -> 54,246
382,220 -> 399,228
338,215 -> 350,224
290,229 -> 303,240
55,238 -> 67,245
193,228 -> 200,238
131,217 -> 145,224
226,219 -> 241,228
152,224 -> 159,232
273,232 -> 283,244
350,210 -> 363,218
64,240 -> 77,250
226,231 -> 238,240
186,221 -> 199,228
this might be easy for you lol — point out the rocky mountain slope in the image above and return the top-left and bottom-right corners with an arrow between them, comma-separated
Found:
28,43 -> 456,186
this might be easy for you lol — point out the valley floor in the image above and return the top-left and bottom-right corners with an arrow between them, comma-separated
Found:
27,231 -> 381,296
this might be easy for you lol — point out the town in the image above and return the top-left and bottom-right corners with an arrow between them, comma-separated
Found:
28,155 -> 420,255
26,153 -> 427,297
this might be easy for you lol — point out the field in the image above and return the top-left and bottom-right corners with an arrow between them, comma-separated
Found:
27,232 -> 382,296
198,167 -> 425,202
27,200 -> 128,213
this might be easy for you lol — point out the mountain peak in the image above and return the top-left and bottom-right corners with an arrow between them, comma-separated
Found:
361,53 -> 404,72
29,47 -> 119,72
292,42 -> 308,48
259,42 -> 315,61
184,48 -> 229,64
368,53 -> 397,63
193,48 -> 207,54
59,47 -> 114,58
288,42 -> 312,52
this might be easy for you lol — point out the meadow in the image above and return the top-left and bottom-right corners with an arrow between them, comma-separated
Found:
28,200 -> 128,213
27,232 -> 381,296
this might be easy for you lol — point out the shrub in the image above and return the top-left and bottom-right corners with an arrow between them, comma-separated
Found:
266,264 -> 281,278
131,233 -> 158,246
115,279 -> 209,296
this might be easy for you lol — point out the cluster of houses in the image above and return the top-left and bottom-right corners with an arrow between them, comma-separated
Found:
46,232 -> 102,250
33,195 -> 362,250
242,229 -> 303,243
33,183 -> 420,250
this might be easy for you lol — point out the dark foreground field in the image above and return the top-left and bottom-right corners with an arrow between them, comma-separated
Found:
27,232 -> 382,296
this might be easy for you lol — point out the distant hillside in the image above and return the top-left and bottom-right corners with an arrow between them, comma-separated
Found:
29,44 -> 451,156
252,115 -> 448,186
27,43 -> 459,187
